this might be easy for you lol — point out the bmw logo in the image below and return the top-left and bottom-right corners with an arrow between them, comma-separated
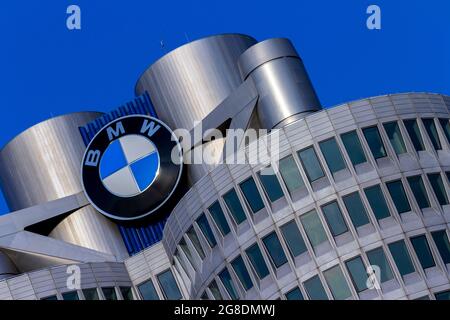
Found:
81,115 -> 183,221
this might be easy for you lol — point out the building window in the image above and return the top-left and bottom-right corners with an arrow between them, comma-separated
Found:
386,180 -> 411,214
102,287 -> 117,300
427,173 -> 449,205
321,201 -> 349,237
174,249 -> 189,275
82,288 -> 99,300
438,118 -> 450,144
239,177 -> 265,213
383,121 -> 407,155
223,189 -> 247,224
196,213 -> 217,248
257,169 -> 284,202
231,255 -> 253,291
208,280 -> 223,300
278,155 -> 305,195
431,230 -> 450,264
138,280 -> 159,300
323,265 -> 352,300
303,275 -> 328,300
157,269 -> 182,300
280,220 -> 308,258
285,287 -> 304,300
62,291 -> 79,300
342,192 -> 370,228
179,238 -> 195,267
366,247 -> 394,283
388,240 -> 415,276
341,130 -> 367,165
362,126 -> 387,159
208,201 -> 231,236
300,210 -> 329,248
297,147 -> 325,182
435,290 -> 450,300
319,138 -> 347,173
262,232 -> 288,268
218,268 -> 239,300
186,227 -> 205,259
120,287 -> 134,300
407,175 -> 430,209
404,119 -> 425,151
345,256 -> 368,293
422,118 -> 442,150
41,295 -> 58,300
245,243 -> 270,279
410,235 -> 436,269
364,185 -> 391,220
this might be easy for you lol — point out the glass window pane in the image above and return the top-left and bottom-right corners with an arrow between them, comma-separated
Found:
280,220 -> 307,257
174,249 -> 189,275
120,287 -> 134,300
138,280 -> 159,300
435,290 -> 450,300
186,227 -> 205,259
439,119 -> 450,144
208,280 -> 223,300
321,201 -> 349,237
262,232 -> 288,268
364,185 -> 391,220
231,255 -> 253,290
366,247 -> 394,283
388,240 -> 415,276
386,180 -> 411,214
82,288 -> 99,300
245,243 -> 270,279
196,213 -> 217,247
278,155 -> 305,194
362,126 -> 387,159
157,270 -> 182,300
383,122 -> 407,155
319,138 -> 347,173
428,173 -> 449,205
411,235 -> 436,269
431,230 -> 450,264
345,256 -> 368,293
258,169 -> 284,202
300,210 -> 328,247
342,192 -> 370,228
303,275 -> 328,300
102,287 -> 117,300
239,177 -> 265,213
223,189 -> 247,224
341,131 -> 367,165
208,201 -> 231,236
407,175 -> 430,209
218,268 -> 239,300
41,295 -> 58,300
323,265 -> 352,300
179,238 -> 195,267
285,287 -> 304,300
62,291 -> 79,300
404,119 -> 425,151
423,118 -> 442,150
297,147 -> 325,182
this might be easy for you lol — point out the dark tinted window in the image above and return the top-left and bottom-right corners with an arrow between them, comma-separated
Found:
404,119 -> 425,151
386,180 -> 411,214
208,201 -> 231,236
364,185 -> 391,220
240,177 -> 265,213
363,126 -> 387,159
342,192 -> 370,228
297,147 -> 325,182
319,138 -> 347,173
341,131 -> 366,165
411,235 -> 436,269
223,189 -> 247,224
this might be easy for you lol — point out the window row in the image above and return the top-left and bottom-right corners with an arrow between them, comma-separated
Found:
41,286 -> 134,300
205,230 -> 450,300
136,269 -> 183,300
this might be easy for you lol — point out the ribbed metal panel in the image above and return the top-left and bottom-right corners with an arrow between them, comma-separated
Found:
79,93 -> 168,256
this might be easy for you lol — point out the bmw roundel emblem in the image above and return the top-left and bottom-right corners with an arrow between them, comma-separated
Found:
81,115 -> 183,221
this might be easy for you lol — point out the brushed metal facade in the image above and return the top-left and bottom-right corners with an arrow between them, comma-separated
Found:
238,38 -> 322,129
0,113 -> 128,260
0,251 -> 18,280
135,34 -> 257,184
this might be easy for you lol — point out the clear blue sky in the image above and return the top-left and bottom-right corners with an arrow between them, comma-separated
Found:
0,0 -> 449,214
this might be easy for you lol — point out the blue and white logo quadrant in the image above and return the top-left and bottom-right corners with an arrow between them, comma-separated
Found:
99,135 -> 160,197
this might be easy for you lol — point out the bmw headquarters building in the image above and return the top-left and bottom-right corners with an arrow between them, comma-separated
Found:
0,33 -> 449,302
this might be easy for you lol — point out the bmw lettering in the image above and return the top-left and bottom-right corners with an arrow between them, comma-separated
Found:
81,115 -> 183,220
